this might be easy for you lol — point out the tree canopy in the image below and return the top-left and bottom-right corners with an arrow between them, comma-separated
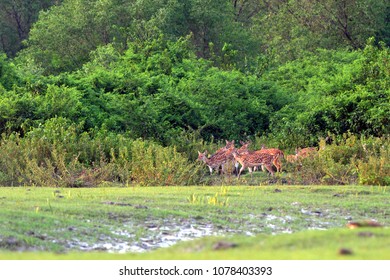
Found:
0,0 -> 388,147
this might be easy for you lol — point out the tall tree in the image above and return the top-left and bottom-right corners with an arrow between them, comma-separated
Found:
18,0 -> 133,74
254,0 -> 390,63
0,0 -> 61,56
18,0 -> 262,74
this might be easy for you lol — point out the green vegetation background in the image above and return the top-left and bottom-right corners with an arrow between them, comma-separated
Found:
0,0 -> 389,187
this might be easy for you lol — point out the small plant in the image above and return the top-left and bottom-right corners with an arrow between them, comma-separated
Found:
207,192 -> 229,207
187,193 -> 205,205
219,186 -> 230,195
188,187 -> 230,207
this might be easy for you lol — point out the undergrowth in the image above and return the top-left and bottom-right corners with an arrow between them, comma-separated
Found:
0,120 -> 388,187
284,133 -> 390,185
0,118 -> 201,187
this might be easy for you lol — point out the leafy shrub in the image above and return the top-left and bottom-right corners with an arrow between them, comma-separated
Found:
0,53 -> 20,90
0,118 -> 202,187
355,137 -> 390,186
288,134 -> 389,185
129,139 -> 201,186
267,42 -> 390,145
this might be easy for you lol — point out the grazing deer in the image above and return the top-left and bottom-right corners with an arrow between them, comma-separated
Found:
238,143 -> 284,173
230,141 -> 251,174
197,141 -> 235,175
259,145 -> 284,172
232,149 -> 275,179
197,151 -> 223,175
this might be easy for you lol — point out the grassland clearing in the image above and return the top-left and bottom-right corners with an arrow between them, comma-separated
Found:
0,185 -> 389,259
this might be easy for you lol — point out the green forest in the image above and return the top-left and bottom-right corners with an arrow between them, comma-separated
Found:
0,0 -> 389,187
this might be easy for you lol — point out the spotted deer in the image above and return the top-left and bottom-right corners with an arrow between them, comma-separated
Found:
232,148 -> 275,178
230,141 -> 251,174
215,140 -> 235,155
286,147 -> 318,171
296,147 -> 317,159
197,140 -> 235,175
238,141 -> 251,153
236,143 -> 283,173
259,145 -> 284,172
286,154 -> 297,163
287,147 -> 318,163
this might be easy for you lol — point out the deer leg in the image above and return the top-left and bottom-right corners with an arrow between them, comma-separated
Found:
273,158 -> 281,172
264,164 -> 274,176
238,166 -> 245,179
248,167 -> 253,179
234,161 -> 239,176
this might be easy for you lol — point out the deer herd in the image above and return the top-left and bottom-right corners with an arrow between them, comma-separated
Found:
197,140 -> 317,178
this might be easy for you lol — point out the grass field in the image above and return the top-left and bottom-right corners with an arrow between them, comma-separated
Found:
0,184 -> 389,259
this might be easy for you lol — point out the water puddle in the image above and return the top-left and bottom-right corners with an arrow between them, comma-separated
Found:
62,218 -> 226,253
58,212 -> 340,253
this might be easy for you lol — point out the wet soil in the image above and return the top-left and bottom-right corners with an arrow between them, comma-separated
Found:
54,210 -> 342,253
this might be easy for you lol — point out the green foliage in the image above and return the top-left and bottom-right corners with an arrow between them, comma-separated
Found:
4,0 -> 390,73
0,53 -> 19,90
129,139 -> 201,186
287,134 -> 390,186
0,1 -> 389,188
34,85 -> 84,121
187,186 -> 230,206
19,0 -> 130,74
0,119 -> 201,187
0,1 -> 61,57
355,137 -> 390,186
257,0 -> 390,64
62,36 -> 286,143
0,83 -> 87,135
17,0 -> 263,74
267,42 -> 390,146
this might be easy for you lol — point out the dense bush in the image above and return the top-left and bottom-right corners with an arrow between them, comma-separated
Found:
0,118 -> 201,187
267,41 -> 390,147
286,134 -> 390,186
2,36 -> 388,149
54,37 -> 288,144
0,54 -> 20,90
